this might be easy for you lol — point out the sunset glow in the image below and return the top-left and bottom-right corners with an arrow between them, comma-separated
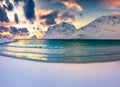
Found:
62,1 -> 83,12
104,0 -> 120,10
0,0 -> 120,39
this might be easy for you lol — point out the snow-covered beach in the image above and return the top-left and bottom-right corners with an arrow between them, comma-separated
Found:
0,55 -> 120,87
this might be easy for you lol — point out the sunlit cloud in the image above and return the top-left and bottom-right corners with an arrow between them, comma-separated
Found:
104,0 -> 120,10
52,0 -> 83,11
35,9 -> 53,21
62,1 -> 83,11
0,0 -> 83,30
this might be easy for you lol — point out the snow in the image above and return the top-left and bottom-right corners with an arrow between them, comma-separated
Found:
43,14 -> 120,39
43,22 -> 76,39
31,35 -> 37,40
74,15 -> 120,39
0,36 -> 15,44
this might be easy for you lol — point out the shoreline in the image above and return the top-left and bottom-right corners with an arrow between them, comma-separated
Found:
0,54 -> 120,64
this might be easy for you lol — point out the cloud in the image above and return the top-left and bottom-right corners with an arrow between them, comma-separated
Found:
40,10 -> 59,25
60,11 -> 75,21
13,0 -> 20,5
62,1 -> 83,11
0,0 -> 83,30
104,0 -> 120,10
23,0 -> 35,21
0,0 -> 34,23
52,0 -> 83,11
0,6 -> 9,22
35,9 -> 53,22
0,0 -> 3,2
14,13 -> 19,24
3,0 -> 14,11
35,9 -> 53,17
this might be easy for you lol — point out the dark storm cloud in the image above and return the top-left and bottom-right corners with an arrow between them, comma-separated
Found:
61,12 -> 75,20
23,0 -> 35,21
40,10 -> 59,25
0,0 -> 3,2
0,6 -> 9,22
14,13 -> 19,24
10,26 -> 28,34
14,0 -> 19,5
3,0 -> 14,11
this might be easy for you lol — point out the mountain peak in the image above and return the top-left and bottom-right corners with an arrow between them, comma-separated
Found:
49,22 -> 76,30
43,22 -> 76,39
75,14 -> 120,39
43,14 -> 120,40
104,13 -> 120,17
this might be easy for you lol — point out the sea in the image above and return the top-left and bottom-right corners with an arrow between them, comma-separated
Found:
0,39 -> 120,63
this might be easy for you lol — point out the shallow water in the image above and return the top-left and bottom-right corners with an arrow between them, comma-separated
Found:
0,40 -> 120,63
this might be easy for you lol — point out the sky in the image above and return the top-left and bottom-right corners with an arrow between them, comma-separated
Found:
0,0 -> 120,30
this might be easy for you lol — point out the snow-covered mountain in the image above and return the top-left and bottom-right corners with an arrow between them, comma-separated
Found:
0,36 -> 15,44
43,22 -> 76,39
74,14 -> 120,39
43,14 -> 120,39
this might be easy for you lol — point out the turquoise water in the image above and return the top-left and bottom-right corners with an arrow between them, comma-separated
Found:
0,40 -> 120,63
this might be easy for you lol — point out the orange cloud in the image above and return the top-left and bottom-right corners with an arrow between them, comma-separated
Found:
35,9 -> 53,21
52,0 -> 83,11
0,32 -> 13,38
62,1 -> 83,11
104,0 -> 120,10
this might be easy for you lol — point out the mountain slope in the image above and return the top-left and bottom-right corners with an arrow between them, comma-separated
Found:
43,22 -> 76,39
0,36 -> 15,44
43,14 -> 120,39
74,14 -> 120,39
